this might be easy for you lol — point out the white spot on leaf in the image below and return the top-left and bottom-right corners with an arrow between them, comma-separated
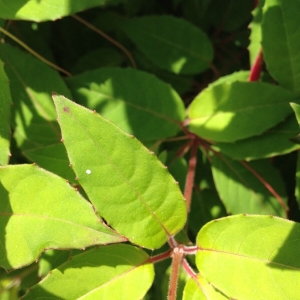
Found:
86,169 -> 92,175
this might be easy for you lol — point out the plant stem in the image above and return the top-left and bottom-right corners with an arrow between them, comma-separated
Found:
184,139 -> 198,212
168,246 -> 184,300
0,27 -> 71,77
72,14 -> 137,69
148,249 -> 173,264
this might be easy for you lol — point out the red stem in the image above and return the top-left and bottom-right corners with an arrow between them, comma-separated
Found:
168,246 -> 184,300
184,139 -> 198,212
248,48 -> 263,82
148,249 -> 173,264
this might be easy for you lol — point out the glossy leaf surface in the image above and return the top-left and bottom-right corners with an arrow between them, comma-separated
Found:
53,95 -> 187,249
0,164 -> 125,270
0,0 -> 119,21
211,155 -> 287,216
124,16 -> 213,75
0,60 -> 11,165
188,81 -> 296,142
262,0 -> 300,93
66,68 -> 185,142
23,245 -> 154,300
196,214 -> 300,300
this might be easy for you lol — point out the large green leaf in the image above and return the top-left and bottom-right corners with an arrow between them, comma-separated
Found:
262,0 -> 300,94
0,0 -> 121,21
188,81 -> 296,142
0,43 -> 74,181
66,68 -> 185,142
0,60 -> 12,165
124,16 -> 213,75
23,244 -> 154,300
211,155 -> 287,217
196,215 -> 300,300
215,115 -> 300,160
53,94 -> 187,249
183,275 -> 229,300
0,164 -> 125,270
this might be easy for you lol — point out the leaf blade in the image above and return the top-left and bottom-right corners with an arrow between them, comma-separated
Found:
53,94 -> 187,249
0,164 -> 125,270
196,215 -> 300,300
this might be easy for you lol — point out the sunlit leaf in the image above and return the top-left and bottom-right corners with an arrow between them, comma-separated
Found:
0,164 -> 125,270
188,81 -> 296,142
23,245 -> 154,300
196,214 -> 300,300
53,94 -> 187,249
0,0 -> 122,21
66,68 -> 185,142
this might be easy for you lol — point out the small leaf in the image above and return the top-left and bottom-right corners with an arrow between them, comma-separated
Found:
262,0 -> 300,94
0,164 -> 125,270
211,155 -> 287,216
124,15 -> 213,75
53,94 -> 187,249
66,67 -> 185,142
196,214 -> 300,300
0,60 -> 12,165
23,245 -> 154,300
0,0 -> 122,21
188,81 -> 296,142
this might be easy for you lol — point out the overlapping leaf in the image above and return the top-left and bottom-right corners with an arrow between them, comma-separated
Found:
0,43 -> 73,181
196,215 -> 300,300
262,0 -> 300,94
0,164 -> 125,270
53,95 -> 187,249
215,115 -> 300,160
66,68 -> 185,142
211,155 -> 287,216
188,81 -> 296,142
124,16 -> 213,75
23,245 -> 153,300
0,0 -> 121,21
0,60 -> 11,165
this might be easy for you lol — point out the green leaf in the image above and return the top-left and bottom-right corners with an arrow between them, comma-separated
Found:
23,245 -> 154,300
291,102 -> 300,125
211,155 -> 287,217
0,0 -> 122,21
0,43 -> 74,181
124,15 -> 213,75
183,275 -> 229,300
53,94 -> 187,249
262,0 -> 300,94
196,214 -> 300,300
23,143 -> 76,184
66,68 -> 185,142
0,164 -> 125,270
0,60 -> 12,165
215,115 -> 300,160
188,81 -> 296,142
